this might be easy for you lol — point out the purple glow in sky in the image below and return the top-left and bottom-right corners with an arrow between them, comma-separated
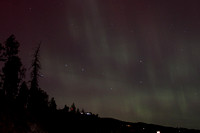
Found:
0,0 -> 200,129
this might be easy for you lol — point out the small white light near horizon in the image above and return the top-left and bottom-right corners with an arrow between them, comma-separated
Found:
86,112 -> 91,115
157,131 -> 161,133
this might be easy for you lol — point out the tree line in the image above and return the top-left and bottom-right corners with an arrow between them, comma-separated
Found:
0,35 -> 100,133
0,35 -> 90,115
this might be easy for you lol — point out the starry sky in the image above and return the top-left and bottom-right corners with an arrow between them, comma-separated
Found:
0,0 -> 200,129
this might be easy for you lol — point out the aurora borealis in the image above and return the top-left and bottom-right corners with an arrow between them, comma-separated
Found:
0,0 -> 200,129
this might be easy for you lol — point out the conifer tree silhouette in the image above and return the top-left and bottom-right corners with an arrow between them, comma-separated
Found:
63,105 -> 69,113
0,43 -> 5,62
0,43 -> 5,106
28,44 -> 48,113
30,44 -> 40,91
49,97 -> 57,112
2,35 -> 23,100
70,103 -> 76,113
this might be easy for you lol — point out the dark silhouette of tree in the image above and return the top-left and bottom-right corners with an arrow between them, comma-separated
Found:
0,43 -> 5,105
28,44 -> 49,113
30,44 -> 41,91
63,105 -> 69,113
81,109 -> 85,114
49,97 -> 57,112
35,89 -> 49,112
2,35 -> 23,100
76,108 -> 80,114
17,81 -> 29,109
70,103 -> 76,113
0,43 -> 5,61
0,43 -> 5,87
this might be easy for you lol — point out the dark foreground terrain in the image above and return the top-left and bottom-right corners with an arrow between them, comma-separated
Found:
0,108 -> 199,133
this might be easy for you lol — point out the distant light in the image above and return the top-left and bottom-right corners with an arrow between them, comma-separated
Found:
86,112 -> 91,115
157,131 -> 160,133
126,124 -> 131,127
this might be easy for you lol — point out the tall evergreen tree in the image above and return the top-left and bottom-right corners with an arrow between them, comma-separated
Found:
63,105 -> 69,113
70,103 -> 76,113
30,44 -> 41,91
49,97 -> 57,112
28,44 -> 49,112
2,35 -> 23,100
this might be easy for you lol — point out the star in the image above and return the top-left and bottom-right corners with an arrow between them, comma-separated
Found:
81,68 -> 85,72
28,7 -> 32,11
139,60 -> 143,63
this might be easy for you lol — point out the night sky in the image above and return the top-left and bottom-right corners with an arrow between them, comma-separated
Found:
1,0 -> 200,129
